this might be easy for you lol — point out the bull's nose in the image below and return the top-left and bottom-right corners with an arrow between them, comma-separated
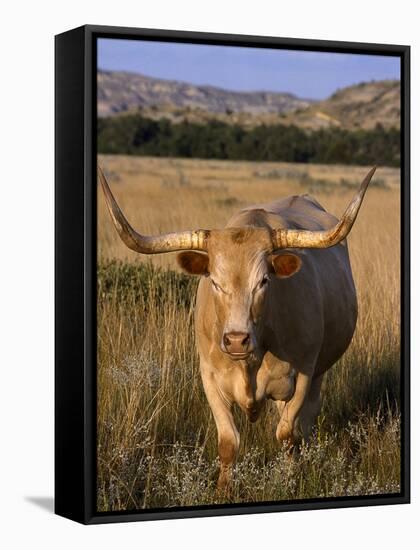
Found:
223,331 -> 252,355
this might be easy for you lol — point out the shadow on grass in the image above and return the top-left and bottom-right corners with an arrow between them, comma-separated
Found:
322,353 -> 400,429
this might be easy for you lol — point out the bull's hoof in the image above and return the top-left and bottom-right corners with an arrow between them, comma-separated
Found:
216,469 -> 233,498
246,407 -> 260,423
216,481 -> 232,500
276,419 -> 293,443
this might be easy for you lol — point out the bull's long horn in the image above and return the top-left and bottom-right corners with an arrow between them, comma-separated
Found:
98,166 -> 209,253
272,166 -> 376,249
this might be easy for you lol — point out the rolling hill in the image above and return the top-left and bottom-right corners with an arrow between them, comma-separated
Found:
98,70 -> 400,131
97,69 -> 312,117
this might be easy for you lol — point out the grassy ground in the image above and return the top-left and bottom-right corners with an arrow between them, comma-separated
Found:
97,155 -> 401,511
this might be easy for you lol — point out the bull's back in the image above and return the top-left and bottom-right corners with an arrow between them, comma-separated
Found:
229,194 -> 340,233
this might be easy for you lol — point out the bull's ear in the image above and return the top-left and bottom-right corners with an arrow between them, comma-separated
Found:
271,252 -> 302,279
177,251 -> 209,276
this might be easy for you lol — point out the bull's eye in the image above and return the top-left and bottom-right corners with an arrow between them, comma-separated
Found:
211,279 -> 223,293
258,275 -> 269,290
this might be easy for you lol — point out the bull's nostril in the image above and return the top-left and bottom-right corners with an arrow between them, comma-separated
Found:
223,331 -> 251,353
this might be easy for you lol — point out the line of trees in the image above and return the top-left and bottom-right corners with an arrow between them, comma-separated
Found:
97,114 -> 400,167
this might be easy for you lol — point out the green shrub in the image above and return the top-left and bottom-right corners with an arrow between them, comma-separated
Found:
97,259 -> 198,309
98,114 -> 401,167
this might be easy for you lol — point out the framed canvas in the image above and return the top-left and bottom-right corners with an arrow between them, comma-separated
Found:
55,24 -> 410,524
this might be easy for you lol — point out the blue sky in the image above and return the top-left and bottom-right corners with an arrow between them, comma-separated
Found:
98,38 -> 400,100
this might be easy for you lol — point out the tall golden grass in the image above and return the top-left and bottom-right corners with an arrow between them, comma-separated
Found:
97,155 -> 400,511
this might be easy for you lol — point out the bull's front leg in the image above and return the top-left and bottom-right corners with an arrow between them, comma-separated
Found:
201,367 -> 239,491
276,363 -> 314,444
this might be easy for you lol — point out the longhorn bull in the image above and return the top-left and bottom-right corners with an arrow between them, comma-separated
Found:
99,165 -> 375,489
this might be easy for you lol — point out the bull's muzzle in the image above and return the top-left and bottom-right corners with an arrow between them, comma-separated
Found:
222,331 -> 254,359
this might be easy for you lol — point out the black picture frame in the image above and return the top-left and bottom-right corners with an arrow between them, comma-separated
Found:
55,24 -> 410,525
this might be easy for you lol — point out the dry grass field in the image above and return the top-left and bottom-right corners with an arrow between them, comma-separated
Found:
97,155 -> 401,512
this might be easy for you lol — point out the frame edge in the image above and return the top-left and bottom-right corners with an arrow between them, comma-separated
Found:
55,25 -> 88,525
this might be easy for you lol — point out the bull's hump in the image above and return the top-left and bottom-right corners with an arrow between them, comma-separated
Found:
248,194 -> 326,215
228,194 -> 338,232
